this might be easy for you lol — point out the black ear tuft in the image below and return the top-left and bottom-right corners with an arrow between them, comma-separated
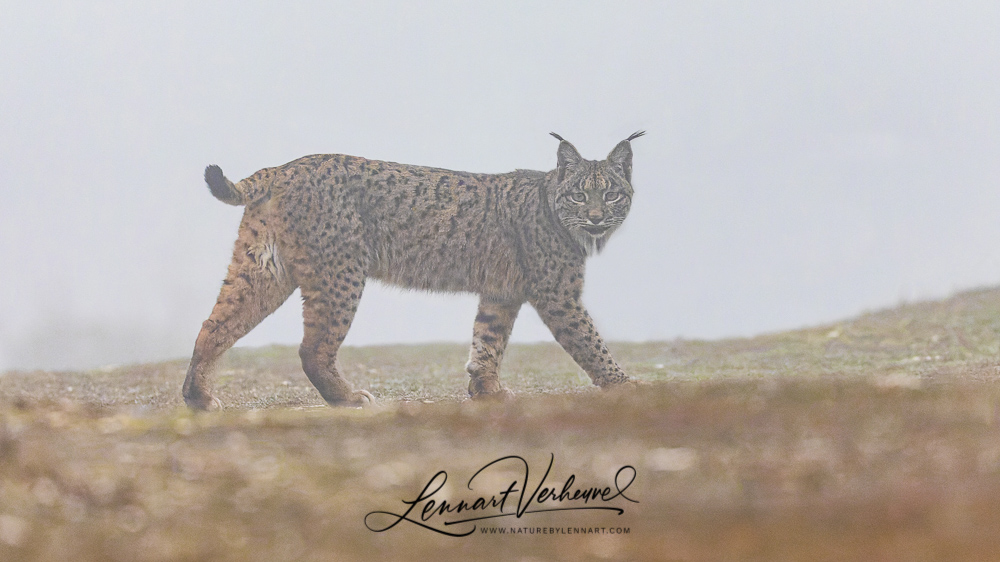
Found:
625,130 -> 646,142
550,132 -> 566,142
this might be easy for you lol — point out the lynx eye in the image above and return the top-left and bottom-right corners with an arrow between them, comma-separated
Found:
603,191 -> 622,203
569,192 -> 588,204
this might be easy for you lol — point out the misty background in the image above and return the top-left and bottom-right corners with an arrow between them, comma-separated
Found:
2,2 -> 999,371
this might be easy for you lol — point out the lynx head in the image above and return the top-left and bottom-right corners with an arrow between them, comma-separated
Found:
548,131 -> 644,255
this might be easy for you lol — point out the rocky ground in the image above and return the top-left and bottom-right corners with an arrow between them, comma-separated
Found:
3,287 -> 1000,560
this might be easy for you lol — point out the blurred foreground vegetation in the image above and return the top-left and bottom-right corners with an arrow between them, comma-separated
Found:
3,287 -> 1000,560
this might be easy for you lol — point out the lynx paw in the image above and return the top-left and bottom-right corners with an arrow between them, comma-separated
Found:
599,378 -> 647,392
470,387 -> 516,402
329,389 -> 376,408
185,393 -> 223,412
468,378 -> 515,401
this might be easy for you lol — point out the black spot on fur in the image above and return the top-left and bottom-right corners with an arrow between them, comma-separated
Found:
476,312 -> 499,324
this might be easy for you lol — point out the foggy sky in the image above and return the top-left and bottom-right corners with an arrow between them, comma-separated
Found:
2,1 -> 1000,370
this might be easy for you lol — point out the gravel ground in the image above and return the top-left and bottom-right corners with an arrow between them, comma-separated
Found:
3,287 -> 1000,561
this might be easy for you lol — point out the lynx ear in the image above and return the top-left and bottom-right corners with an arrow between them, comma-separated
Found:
607,130 -> 645,182
551,132 -> 583,183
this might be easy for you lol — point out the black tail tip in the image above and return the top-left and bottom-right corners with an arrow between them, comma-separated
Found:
205,164 -> 224,186
204,164 -> 238,203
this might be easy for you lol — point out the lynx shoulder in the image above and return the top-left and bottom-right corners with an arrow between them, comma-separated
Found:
182,132 -> 645,410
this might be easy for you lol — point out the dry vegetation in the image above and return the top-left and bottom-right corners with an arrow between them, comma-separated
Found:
4,288 -> 1000,560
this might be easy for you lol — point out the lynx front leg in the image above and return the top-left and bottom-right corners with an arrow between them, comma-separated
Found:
530,284 -> 629,389
466,299 -> 521,400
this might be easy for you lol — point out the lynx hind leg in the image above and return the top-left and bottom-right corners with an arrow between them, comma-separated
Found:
183,232 -> 296,410
466,299 -> 521,400
297,261 -> 375,407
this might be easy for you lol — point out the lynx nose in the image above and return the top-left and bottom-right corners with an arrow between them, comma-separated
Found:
587,210 -> 605,224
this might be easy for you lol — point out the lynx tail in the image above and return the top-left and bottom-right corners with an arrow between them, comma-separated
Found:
204,165 -> 246,206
